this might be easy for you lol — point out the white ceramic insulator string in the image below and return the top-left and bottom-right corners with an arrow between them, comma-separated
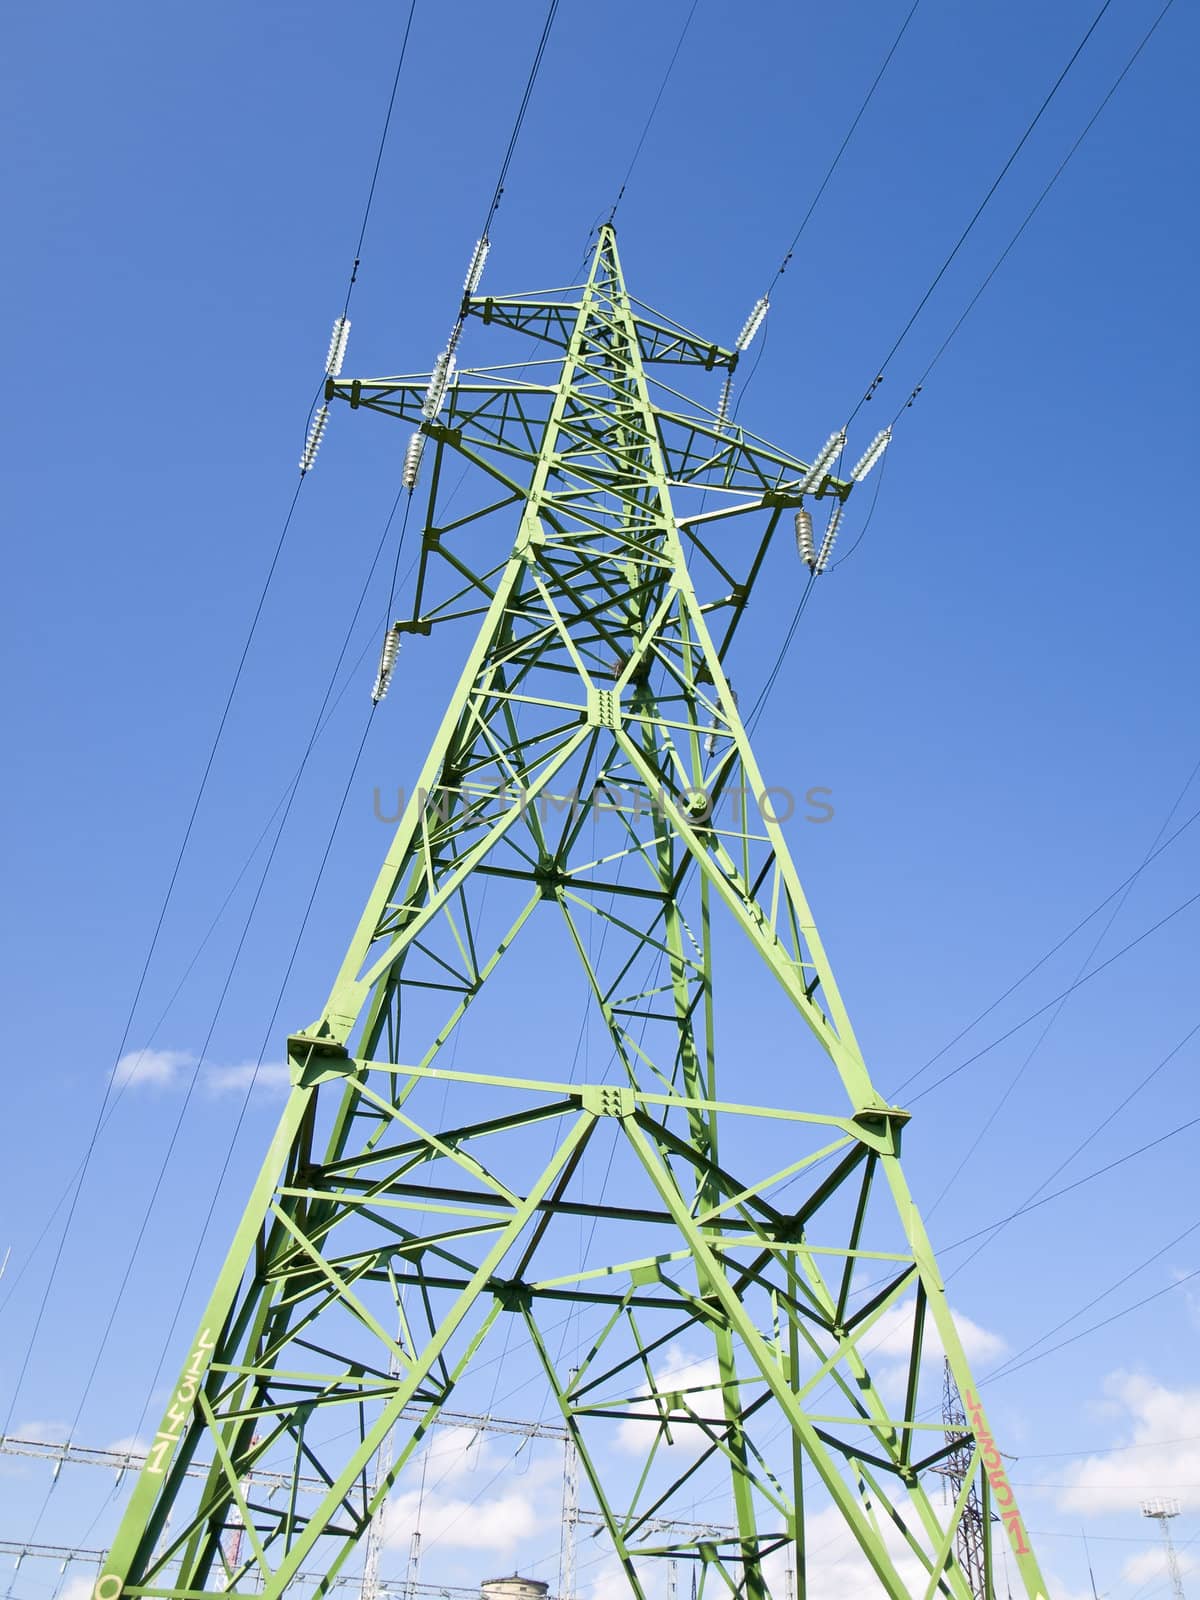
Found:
325,317 -> 351,378
795,508 -> 815,567
714,375 -> 734,432
422,351 -> 456,421
299,406 -> 330,474
463,237 -> 491,297
814,505 -> 844,573
851,426 -> 891,482
402,429 -> 426,490
371,625 -> 402,705
798,429 -> 846,495
735,297 -> 769,352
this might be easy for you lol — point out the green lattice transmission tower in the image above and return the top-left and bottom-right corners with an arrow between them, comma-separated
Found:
99,227 -> 1050,1600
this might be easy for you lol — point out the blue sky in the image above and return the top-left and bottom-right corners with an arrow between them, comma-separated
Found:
1,2 -> 1198,1597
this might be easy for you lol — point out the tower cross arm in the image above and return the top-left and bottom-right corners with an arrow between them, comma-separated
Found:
467,292 -> 736,370
324,374 -> 432,424
325,374 -> 553,435
656,408 -> 854,502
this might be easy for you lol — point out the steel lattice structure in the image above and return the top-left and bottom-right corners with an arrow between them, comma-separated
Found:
99,227 -> 1050,1600
939,1360 -> 988,1599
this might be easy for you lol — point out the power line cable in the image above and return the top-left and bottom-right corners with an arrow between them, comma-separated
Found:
742,443 -> 887,735
1018,1435 -> 1200,1462
0,473 -> 300,1435
983,1255 -> 1200,1388
0,10 -> 422,1431
889,0 -> 1179,426
744,0 -> 1177,667
477,0 -> 562,241
824,445 -> 890,572
760,0 -> 922,302
730,2 -> 920,416
0,613 -> 383,1322
892,799 -> 1200,1102
948,1005 -> 1200,1271
846,0 -> 1118,427
606,0 -> 703,223
12,502 -> 411,1546
91,6 -> 609,1476
131,697 -> 381,1443
927,748 -> 1200,1218
905,884 -> 1200,1107
340,0 -> 419,319
16,701 -> 378,1547
942,1092 -> 1200,1257
91,496 -> 412,1441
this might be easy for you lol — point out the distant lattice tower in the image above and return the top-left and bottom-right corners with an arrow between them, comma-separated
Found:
941,1359 -> 988,1599
1143,1499 -> 1186,1600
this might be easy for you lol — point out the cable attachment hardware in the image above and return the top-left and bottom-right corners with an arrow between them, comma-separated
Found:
735,297 -> 769,352
299,405 -> 330,474
851,427 -> 891,482
814,505 -> 844,574
714,374 -> 734,433
463,236 -> 491,297
798,429 -> 846,495
325,317 -> 351,378
371,624 -> 402,705
795,507 -> 816,568
402,429 -> 426,491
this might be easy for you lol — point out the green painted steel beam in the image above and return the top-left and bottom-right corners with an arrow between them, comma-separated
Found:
97,226 -> 1051,1600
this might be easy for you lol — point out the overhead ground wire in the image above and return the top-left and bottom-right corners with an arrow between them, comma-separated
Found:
605,0 -> 702,223
477,0 -> 562,241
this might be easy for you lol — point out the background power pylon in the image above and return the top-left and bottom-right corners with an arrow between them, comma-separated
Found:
940,1359 -> 989,1599
96,226 -> 1051,1600
1142,1500 -> 1186,1600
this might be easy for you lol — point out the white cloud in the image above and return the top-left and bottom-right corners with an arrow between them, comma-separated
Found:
10,1418 -> 70,1443
420,1423 -> 496,1484
864,1297 -> 1007,1369
614,1346 -> 724,1456
114,1047 -> 194,1089
1057,1371 -> 1200,1515
378,1428 -> 560,1562
203,1060 -> 290,1095
767,1497 -> 929,1600
112,1047 -> 289,1096
1121,1546 -> 1197,1586
384,1486 -> 542,1554
60,1578 -> 97,1600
